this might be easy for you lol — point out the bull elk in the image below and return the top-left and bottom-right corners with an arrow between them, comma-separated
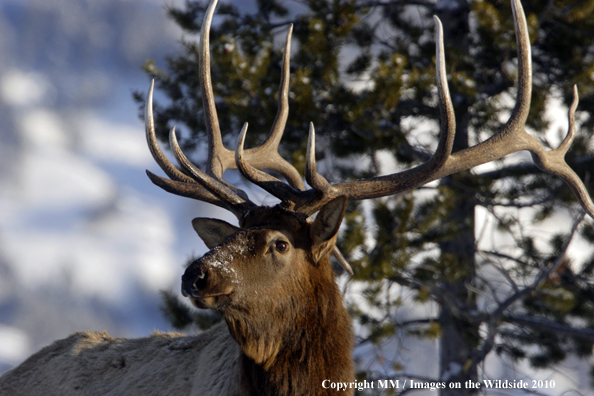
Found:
1,0 -> 593,395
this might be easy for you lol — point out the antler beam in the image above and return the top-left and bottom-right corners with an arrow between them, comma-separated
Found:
147,0 -> 594,263
326,0 -> 594,217
238,0 -> 593,218
235,13 -> 456,215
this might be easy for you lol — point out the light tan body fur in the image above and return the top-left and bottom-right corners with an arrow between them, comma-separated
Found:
0,323 -> 244,396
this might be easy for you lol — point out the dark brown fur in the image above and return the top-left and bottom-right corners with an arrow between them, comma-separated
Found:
189,203 -> 355,395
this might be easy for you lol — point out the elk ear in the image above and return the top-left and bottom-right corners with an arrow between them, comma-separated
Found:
192,218 -> 240,249
310,196 -> 347,264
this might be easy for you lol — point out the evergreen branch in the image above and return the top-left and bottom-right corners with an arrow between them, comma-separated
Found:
355,311 -> 394,346
398,318 -> 438,327
474,273 -> 509,306
503,315 -> 594,341
375,37 -> 399,52
482,196 -> 555,209
479,78 -> 514,97
268,19 -> 301,30
480,250 -> 528,268
389,273 -> 448,305
476,252 -> 520,303
356,317 -> 438,347
389,267 -> 481,320
356,0 -> 437,11
387,274 -> 468,319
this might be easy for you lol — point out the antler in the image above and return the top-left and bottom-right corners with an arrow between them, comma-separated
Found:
235,0 -> 594,218
147,0 -> 593,274
145,0 -> 303,219
235,10 -> 455,214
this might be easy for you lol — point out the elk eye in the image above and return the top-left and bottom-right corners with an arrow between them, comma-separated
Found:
275,241 -> 289,253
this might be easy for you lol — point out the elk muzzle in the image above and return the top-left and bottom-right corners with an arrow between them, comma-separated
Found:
181,254 -> 237,309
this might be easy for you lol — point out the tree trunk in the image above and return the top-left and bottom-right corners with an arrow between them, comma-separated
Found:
437,52 -> 479,392
438,198 -> 479,396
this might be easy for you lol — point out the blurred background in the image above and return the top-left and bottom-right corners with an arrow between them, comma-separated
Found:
0,0 -> 209,373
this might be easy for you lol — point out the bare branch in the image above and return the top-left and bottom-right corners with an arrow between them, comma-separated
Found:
471,212 -> 586,365
504,315 -> 594,341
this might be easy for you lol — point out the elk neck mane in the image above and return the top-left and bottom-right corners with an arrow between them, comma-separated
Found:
224,205 -> 354,395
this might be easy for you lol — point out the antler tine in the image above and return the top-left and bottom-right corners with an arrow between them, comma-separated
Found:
200,6 -> 304,188
145,81 -> 253,218
145,171 -> 249,218
235,123 -> 301,205
430,0 -> 594,217
304,123 -> 354,274
558,85 -> 579,156
241,13 -> 457,216
494,0 -> 531,142
264,25 -> 293,150
146,81 -> 197,184
331,246 -> 354,275
418,0 -> 534,177
528,86 -> 594,216
253,25 -> 305,190
169,127 -> 251,204
200,0 -> 229,179
293,0 -> 594,219
303,15 -> 455,206
236,116 -> 356,273
151,0 -> 594,242
432,16 -> 457,167
305,123 -> 333,192
145,0 -> 253,216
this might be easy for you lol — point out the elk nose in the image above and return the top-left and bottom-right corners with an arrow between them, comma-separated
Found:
181,266 -> 207,297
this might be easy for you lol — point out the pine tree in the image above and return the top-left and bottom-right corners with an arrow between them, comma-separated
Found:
136,0 -> 594,394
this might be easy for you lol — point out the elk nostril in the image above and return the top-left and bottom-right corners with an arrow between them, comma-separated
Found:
193,270 -> 208,290
181,267 -> 208,297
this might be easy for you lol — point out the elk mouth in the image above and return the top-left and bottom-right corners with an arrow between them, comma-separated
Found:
189,291 -> 234,309
181,266 -> 235,309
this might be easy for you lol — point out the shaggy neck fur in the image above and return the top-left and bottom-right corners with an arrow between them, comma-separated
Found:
223,255 -> 354,396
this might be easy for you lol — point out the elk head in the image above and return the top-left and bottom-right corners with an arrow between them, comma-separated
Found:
144,0 -> 594,365
181,198 -> 346,312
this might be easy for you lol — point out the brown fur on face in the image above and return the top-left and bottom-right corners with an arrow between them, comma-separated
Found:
186,199 -> 354,395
